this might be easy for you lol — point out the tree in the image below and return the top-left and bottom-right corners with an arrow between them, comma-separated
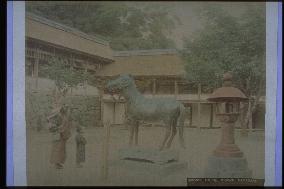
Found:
181,5 -> 265,131
26,2 -> 179,50
41,57 -> 89,108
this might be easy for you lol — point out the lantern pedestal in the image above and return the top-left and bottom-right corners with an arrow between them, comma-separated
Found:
213,113 -> 244,158
204,113 -> 252,178
205,156 -> 252,178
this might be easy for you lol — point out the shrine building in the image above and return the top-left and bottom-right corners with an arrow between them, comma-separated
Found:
25,13 -> 114,81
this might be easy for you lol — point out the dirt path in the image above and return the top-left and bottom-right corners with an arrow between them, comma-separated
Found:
27,126 -> 264,186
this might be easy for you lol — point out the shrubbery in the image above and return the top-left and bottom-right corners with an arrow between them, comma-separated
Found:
26,92 -> 101,131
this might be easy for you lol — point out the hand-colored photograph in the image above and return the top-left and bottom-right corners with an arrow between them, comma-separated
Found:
25,1 -> 266,186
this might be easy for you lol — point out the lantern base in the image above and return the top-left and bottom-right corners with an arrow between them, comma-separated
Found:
204,155 -> 252,178
213,144 -> 244,158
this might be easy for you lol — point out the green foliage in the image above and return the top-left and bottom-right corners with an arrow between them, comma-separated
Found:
40,57 -> 88,90
26,2 -> 178,50
26,92 -> 101,129
182,5 -> 265,96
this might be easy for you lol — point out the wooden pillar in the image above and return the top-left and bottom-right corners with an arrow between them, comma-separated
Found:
189,104 -> 193,127
174,80 -> 178,98
209,103 -> 214,128
197,83 -> 201,129
113,102 -> 116,124
34,49 -> 39,90
84,67 -> 88,95
69,54 -> 74,95
248,99 -> 253,131
152,78 -> 156,95
99,88 -> 104,126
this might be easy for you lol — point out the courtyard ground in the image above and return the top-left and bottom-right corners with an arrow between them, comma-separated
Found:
27,126 -> 264,186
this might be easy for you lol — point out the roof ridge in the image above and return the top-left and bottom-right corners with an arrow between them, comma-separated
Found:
113,49 -> 178,57
26,12 -> 110,46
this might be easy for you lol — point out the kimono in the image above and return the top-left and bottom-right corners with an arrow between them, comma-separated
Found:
50,115 -> 71,165
75,133 -> 87,164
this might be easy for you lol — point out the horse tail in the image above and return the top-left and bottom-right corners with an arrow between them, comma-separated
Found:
177,104 -> 186,149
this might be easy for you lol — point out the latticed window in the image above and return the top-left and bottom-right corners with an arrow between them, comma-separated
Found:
177,83 -> 198,94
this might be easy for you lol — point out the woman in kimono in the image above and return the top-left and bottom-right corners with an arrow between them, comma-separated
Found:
49,106 -> 72,169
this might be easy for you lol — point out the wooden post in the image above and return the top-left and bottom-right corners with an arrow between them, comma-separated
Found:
209,103 -> 214,128
70,54 -> 74,95
189,104 -> 193,127
34,49 -> 39,90
248,99 -> 253,132
99,89 -> 104,126
197,83 -> 201,129
84,67 -> 87,96
101,120 -> 111,180
152,79 -> 156,95
174,80 -> 178,98
113,102 -> 116,124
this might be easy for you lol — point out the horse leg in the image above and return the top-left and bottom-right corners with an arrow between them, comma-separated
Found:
134,121 -> 139,146
159,126 -> 171,151
166,124 -> 177,149
166,117 -> 178,148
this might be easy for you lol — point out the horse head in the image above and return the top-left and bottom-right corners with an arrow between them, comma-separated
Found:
105,74 -> 135,94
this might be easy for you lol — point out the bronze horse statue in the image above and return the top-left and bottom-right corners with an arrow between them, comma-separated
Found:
106,74 -> 188,150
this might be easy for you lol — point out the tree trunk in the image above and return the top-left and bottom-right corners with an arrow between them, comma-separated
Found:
241,90 -> 262,136
240,78 -> 264,136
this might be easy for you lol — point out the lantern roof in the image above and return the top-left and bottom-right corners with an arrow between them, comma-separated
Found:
207,72 -> 248,102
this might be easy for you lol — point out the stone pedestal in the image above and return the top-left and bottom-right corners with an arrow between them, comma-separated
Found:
113,147 -> 188,176
205,155 -> 252,178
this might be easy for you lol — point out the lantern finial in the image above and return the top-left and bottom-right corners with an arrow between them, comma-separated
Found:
207,71 -> 248,102
223,72 -> 233,87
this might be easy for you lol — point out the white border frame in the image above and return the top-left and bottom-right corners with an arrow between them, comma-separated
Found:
265,2 -> 278,186
13,1 -> 26,186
